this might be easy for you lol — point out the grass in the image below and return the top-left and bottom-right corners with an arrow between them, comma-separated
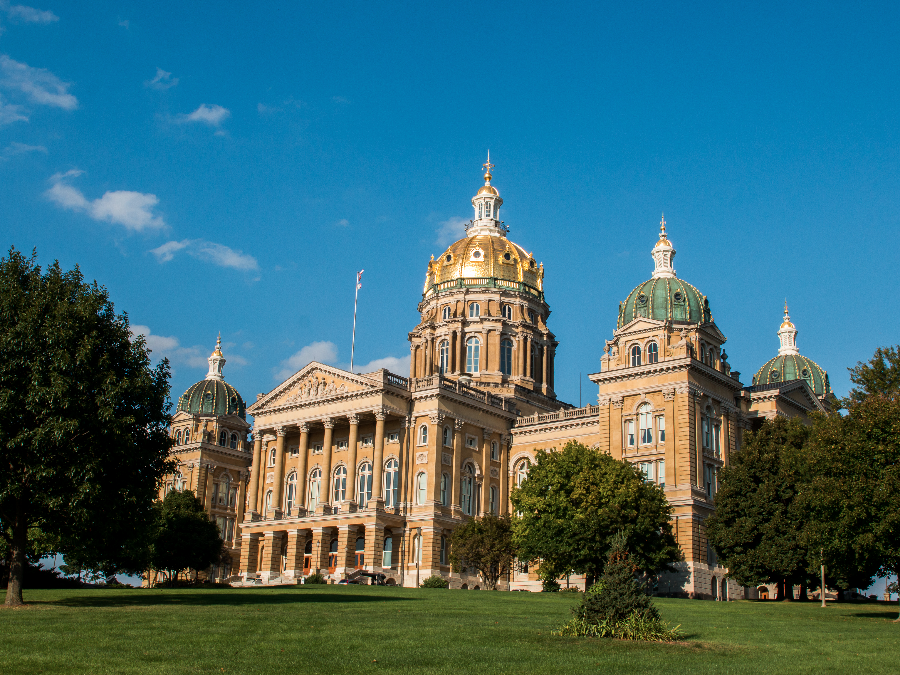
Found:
1,586 -> 899,674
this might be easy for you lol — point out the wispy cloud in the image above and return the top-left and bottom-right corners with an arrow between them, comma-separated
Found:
436,216 -> 467,246
1,2 -> 58,24
2,140 -> 46,157
336,218 -> 349,227
0,55 -> 77,110
145,67 -> 178,90
131,325 -> 249,371
150,239 -> 258,271
274,341 -> 410,381
178,103 -> 230,126
0,94 -> 26,125
45,170 -> 165,231
118,19 -> 129,29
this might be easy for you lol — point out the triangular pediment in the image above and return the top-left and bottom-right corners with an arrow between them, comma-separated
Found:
247,362 -> 378,414
615,316 -> 668,335
749,378 -> 825,413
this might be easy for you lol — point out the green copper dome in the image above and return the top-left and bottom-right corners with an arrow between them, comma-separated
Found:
177,379 -> 246,420
617,277 -> 711,329
752,354 -> 830,397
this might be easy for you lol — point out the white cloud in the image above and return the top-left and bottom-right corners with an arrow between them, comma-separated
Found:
130,325 -> 249,371
45,171 -> 166,231
336,218 -> 349,227
352,355 -> 411,375
150,239 -> 258,271
273,341 -> 410,381
0,55 -> 77,110
0,95 -> 27,125
3,141 -> 46,156
145,67 -> 178,90
3,3 -> 59,23
436,216 -> 467,246
179,103 -> 230,126
118,19 -> 129,29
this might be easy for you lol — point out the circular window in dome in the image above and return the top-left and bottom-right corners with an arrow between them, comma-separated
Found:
445,254 -> 452,263
673,292 -> 684,303
637,293 -> 648,306
771,372 -> 780,381
472,250 -> 482,259
530,260 -> 535,268
504,252 -> 511,261
801,368 -> 810,378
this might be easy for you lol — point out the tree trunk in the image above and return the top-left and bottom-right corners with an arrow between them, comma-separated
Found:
4,509 -> 27,607
586,571 -> 596,590
797,582 -> 808,601
894,568 -> 899,622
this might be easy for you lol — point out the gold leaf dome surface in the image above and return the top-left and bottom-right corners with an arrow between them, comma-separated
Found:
477,185 -> 499,196
434,234 -> 540,287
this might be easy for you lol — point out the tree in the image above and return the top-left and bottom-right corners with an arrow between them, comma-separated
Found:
845,345 -> 900,406
511,441 -> 680,587
448,514 -> 516,590
0,249 -> 173,606
149,490 -> 223,581
705,417 -> 815,598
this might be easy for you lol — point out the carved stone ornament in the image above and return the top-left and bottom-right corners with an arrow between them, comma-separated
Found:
375,409 -> 387,421
429,413 -> 445,425
275,426 -> 287,437
490,467 -> 500,478
483,429 -> 492,440
299,422 -> 310,433
322,418 -> 335,429
282,375 -> 348,404
663,388 -> 676,401
415,452 -> 428,465
266,472 -> 274,484
611,396 -> 625,409
348,414 -> 360,425
442,452 -> 452,466
455,419 -> 465,430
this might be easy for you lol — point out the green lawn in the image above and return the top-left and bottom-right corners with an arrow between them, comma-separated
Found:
1,586 -> 898,674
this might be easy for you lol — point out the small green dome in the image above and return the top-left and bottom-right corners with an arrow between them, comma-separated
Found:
618,277 -> 711,329
752,354 -> 830,397
177,379 -> 246,420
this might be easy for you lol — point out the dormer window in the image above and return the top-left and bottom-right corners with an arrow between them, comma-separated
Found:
631,345 -> 642,367
647,342 -> 659,364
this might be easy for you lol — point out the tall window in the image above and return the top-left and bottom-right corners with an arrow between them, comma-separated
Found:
658,416 -> 666,443
230,433 -> 238,449
307,468 -> 321,512
485,201 -> 492,218
469,303 -> 480,318
502,304 -> 513,320
702,412 -> 712,448
384,458 -> 399,507
500,339 -> 513,376
328,539 -> 338,571
355,537 -> 365,568
700,346 -> 707,363
443,426 -> 452,447
626,420 -> 635,447
515,459 -> 530,487
647,342 -> 659,364
491,440 -> 499,461
416,472 -> 427,505
175,430 -> 182,445
658,459 -> 666,488
219,430 -> 227,446
264,490 -> 272,513
528,310 -> 536,324
382,536 -> 393,567
631,345 -> 642,367
442,306 -> 451,320
438,340 -> 450,374
285,472 -> 297,512
478,203 -> 483,218
183,429 -> 190,444
704,464 -> 716,497
269,447 -> 276,466
218,474 -> 231,505
639,404 -> 653,445
440,536 -> 448,565
440,473 -> 449,505
466,337 -> 481,373
640,461 -> 655,482
418,424 -> 428,446
531,344 -> 540,378
714,423 -> 721,455
357,461 -> 372,506
461,467 -> 474,515
332,465 -> 347,502
489,485 -> 498,515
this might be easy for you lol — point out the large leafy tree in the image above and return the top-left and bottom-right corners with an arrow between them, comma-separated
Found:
511,441 -> 680,587
705,417 -> 814,598
0,249 -> 173,606
149,490 -> 223,581
845,345 -> 900,406
448,514 -> 516,590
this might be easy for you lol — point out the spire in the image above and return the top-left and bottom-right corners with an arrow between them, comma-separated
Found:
206,334 -> 226,380
469,152 -> 505,237
651,213 -> 676,279
483,150 -> 494,183
777,302 -> 799,355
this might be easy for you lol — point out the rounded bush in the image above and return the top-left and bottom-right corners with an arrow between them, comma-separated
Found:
420,575 -> 449,588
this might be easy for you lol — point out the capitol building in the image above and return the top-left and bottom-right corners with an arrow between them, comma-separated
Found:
155,159 -> 832,598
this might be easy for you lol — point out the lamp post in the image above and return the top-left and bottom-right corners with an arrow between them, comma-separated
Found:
820,548 -> 827,608
416,527 -> 422,589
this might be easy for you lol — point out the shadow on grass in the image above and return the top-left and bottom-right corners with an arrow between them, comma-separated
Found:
37,590 -> 413,609
851,611 -> 899,620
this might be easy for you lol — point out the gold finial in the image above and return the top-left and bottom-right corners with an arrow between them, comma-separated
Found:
482,150 -> 494,183
660,213 -> 666,235
212,333 -> 223,356
784,299 -> 789,316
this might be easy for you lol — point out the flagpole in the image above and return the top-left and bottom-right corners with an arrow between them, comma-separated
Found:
351,270 -> 363,372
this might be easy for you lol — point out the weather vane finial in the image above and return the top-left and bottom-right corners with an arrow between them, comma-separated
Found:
660,212 -> 666,232
482,150 -> 494,182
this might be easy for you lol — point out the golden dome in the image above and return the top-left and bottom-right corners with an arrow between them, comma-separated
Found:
477,184 -> 499,196
429,234 -> 541,289
654,213 -> 671,248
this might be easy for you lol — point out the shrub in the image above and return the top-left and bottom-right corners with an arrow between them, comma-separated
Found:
420,575 -> 449,588
304,573 -> 327,584
154,578 -> 230,589
553,614 -> 682,641
541,577 -> 561,592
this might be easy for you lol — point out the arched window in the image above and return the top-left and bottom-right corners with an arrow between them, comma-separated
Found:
466,337 -> 481,373
355,536 -> 365,568
500,339 -> 513,376
502,304 -> 513,320
269,446 -> 276,466
218,430 -> 227,446
357,461 -> 372,507
631,345 -> 642,367
174,430 -> 182,445
485,201 -> 492,218
515,459 -> 530,487
440,473 -> 449,505
531,344 -> 540,379
384,458 -> 399,507
700,346 -> 707,364
647,342 -> 659,364
416,472 -> 427,505
264,490 -> 273,513
382,536 -> 394,567
440,536 -> 448,565
442,306 -> 451,321
230,433 -> 238,449
332,465 -> 347,502
469,303 -> 481,318
489,485 -> 498,515
639,404 -> 653,445
528,310 -> 536,324
491,440 -> 499,461
418,424 -> 428,446
443,426 -> 452,447
307,468 -> 322,513
328,539 -> 338,571
285,472 -> 297,512
461,465 -> 474,515
219,474 -> 231,505
438,340 -> 450,374
478,202 -> 483,219
182,429 -> 190,444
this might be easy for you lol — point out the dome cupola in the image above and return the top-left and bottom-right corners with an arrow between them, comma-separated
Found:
176,336 -> 246,419
752,303 -> 830,397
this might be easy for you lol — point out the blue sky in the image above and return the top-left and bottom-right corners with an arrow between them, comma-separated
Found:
2,1 -> 899,412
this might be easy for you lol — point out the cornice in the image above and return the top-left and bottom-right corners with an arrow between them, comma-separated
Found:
510,417 -> 599,438
589,356 -> 742,392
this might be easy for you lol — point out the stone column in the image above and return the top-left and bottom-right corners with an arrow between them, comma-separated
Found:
271,426 -> 287,517
320,418 -> 335,508
409,344 -> 417,379
542,343 -> 548,391
239,532 -> 260,578
499,435 -> 509,516
296,423 -> 309,511
451,419 -> 465,514
337,524 -> 356,574
548,344 -> 555,391
450,331 -> 457,373
664,390 -> 676,488
347,415 -> 360,506
284,529 -> 307,578
515,335 -> 523,377
429,414 -> 444,503
247,434 -> 263,518
311,527 -> 329,574
196,462 -> 209,509
235,470 -> 248,525
458,327 -> 466,373
480,430 -> 491,515
261,531 -> 284,581
372,410 -> 386,505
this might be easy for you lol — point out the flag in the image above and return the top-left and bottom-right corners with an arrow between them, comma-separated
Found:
357,269 -> 364,290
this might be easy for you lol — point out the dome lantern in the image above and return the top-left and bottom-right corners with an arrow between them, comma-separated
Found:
778,301 -> 799,356
207,333 -> 226,381
469,151 -> 506,237
752,305 -> 830,397
177,336 -> 246,419
651,214 -> 676,279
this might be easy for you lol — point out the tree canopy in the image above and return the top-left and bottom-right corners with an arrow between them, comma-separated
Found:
448,514 -> 516,590
149,490 -> 223,580
0,249 -> 173,606
511,441 -> 680,586
845,345 -> 900,406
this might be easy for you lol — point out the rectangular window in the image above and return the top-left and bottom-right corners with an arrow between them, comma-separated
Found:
362,436 -> 373,447
639,461 -> 654,482
705,464 -> 715,497
626,420 -> 635,447
440,536 -> 447,565
466,436 -> 477,448
289,445 -> 299,457
657,460 -> 665,488
702,417 -> 710,448
229,487 -> 237,507
337,440 -> 349,451
714,424 -> 721,455
491,441 -> 499,461
387,432 -> 399,443
313,444 -> 323,454
211,483 -> 219,505
440,474 -> 448,506
658,416 -> 665,443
